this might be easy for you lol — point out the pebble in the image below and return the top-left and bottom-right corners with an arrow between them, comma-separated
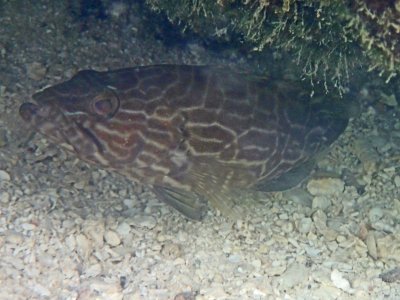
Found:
0,128 -> 8,148
379,267 -> 400,283
307,178 -> 345,196
312,196 -> 332,211
5,232 -> 24,244
104,230 -> 121,247
313,285 -> 342,299
283,188 -> 312,207
0,170 -> 10,181
130,215 -> 157,229
21,223 -> 37,231
26,62 -> 47,80
330,269 -> 354,293
75,234 -> 92,260
297,217 -> 312,233
379,92 -> 398,107
116,222 -> 131,236
368,207 -> 384,223
161,242 -> 182,259
174,291 -> 196,300
366,232 -> 378,260
88,279 -> 122,297
278,263 -> 309,289
85,263 -> 102,277
376,235 -> 400,262
394,175 -> 400,188
312,210 -> 338,241
83,220 -> 105,247
0,191 -> 10,203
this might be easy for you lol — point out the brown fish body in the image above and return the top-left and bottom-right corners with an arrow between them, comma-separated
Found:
20,65 -> 348,219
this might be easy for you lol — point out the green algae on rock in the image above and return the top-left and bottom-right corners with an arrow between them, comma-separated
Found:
145,0 -> 400,91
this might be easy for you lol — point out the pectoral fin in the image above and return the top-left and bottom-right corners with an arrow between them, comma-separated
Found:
254,159 -> 316,192
153,186 -> 208,220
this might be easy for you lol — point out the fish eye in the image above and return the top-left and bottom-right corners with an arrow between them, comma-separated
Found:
91,90 -> 119,118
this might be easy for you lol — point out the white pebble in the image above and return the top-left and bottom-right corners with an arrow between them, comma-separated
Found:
116,222 -> 131,236
298,217 -> 313,233
394,175 -> 400,188
26,62 -> 47,80
0,170 -> 10,181
279,263 -> 309,289
330,269 -> 354,293
312,196 -> 332,211
307,178 -> 345,196
76,234 -> 92,259
131,215 -> 157,229
366,233 -> 377,260
104,230 -> 121,247
5,232 -> 24,244
21,223 -> 37,231
368,207 -> 383,223
0,191 -> 10,203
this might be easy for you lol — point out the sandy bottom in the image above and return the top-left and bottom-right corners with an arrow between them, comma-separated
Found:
0,1 -> 399,299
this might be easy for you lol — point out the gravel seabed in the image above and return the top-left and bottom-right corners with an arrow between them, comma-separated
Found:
1,1 -> 399,299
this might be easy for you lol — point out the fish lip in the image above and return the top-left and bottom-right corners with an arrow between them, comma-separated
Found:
19,101 -> 51,122
19,102 -> 39,122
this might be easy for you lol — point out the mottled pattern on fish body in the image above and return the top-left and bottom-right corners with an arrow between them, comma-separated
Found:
20,65 -> 348,219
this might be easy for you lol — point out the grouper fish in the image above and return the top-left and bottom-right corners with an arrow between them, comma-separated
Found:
19,65 -> 348,220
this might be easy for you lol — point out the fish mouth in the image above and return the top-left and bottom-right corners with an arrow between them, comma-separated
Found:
19,102 -> 51,123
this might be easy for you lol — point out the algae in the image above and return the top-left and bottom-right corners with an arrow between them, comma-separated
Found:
144,0 -> 400,93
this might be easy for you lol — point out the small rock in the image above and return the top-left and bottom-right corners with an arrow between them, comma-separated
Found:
376,235 -> 400,262
366,232 -> 378,260
123,198 -> 135,208
312,196 -> 332,211
368,207 -> 384,223
116,222 -> 131,236
279,263 -> 309,289
394,175 -> 400,188
251,258 -> 262,270
83,220 -> 105,248
131,215 -> 157,229
76,234 -> 92,259
161,242 -> 182,259
313,285 -> 342,299
379,92 -> 397,107
266,264 -> 287,276
297,217 -> 312,233
330,269 -> 354,293
89,278 -> 122,295
312,210 -> 327,231
0,128 -> 8,148
283,188 -> 312,207
307,178 -> 345,196
201,286 -> 228,298
174,291 -> 196,300
0,170 -> 10,181
21,223 -> 37,231
85,263 -> 102,277
104,230 -> 121,247
0,191 -> 10,203
26,62 -> 47,80
379,267 -> 400,283
5,232 -> 24,244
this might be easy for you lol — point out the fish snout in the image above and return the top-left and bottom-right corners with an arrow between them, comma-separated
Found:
19,102 -> 51,123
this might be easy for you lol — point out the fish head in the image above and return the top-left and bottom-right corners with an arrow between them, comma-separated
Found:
19,70 -> 123,166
